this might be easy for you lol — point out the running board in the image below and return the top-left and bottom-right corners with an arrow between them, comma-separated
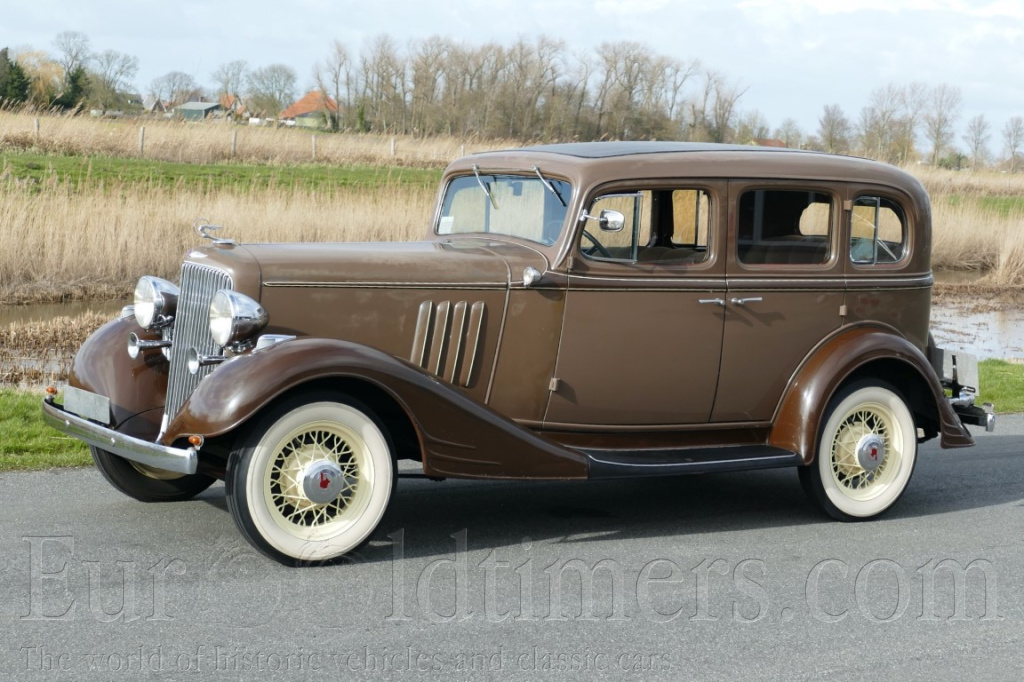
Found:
582,445 -> 802,479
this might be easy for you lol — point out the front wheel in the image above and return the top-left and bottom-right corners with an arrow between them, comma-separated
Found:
225,392 -> 396,566
799,381 -> 917,521
91,446 -> 215,502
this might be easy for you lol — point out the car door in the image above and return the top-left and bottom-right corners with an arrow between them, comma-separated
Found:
544,183 -> 727,427
710,181 -> 845,423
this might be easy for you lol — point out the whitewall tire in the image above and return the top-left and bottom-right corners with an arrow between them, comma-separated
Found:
800,381 -> 917,521
226,392 -> 395,565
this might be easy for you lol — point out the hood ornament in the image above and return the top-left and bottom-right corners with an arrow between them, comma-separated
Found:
194,218 -> 236,246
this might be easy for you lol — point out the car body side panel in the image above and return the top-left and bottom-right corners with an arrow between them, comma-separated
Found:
769,325 -> 974,463
162,338 -> 590,480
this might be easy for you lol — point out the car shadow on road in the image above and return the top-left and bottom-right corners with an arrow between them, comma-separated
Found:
187,436 -> 1024,565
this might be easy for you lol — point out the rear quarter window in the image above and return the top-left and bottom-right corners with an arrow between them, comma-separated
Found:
850,196 -> 908,265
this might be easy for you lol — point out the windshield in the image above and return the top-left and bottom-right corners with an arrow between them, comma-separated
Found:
436,173 -> 572,246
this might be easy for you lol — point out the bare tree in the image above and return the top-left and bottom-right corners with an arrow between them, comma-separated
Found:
773,118 -> 803,148
150,71 -> 200,107
211,60 -> 249,98
315,42 -> 354,130
246,64 -> 297,117
708,76 -> 746,143
818,104 -> 851,154
735,110 -> 770,144
53,30 -> 91,85
889,82 -> 928,164
923,83 -> 963,165
357,35 -> 407,132
90,49 -> 139,108
962,114 -> 991,169
857,84 -> 903,163
1004,116 -> 1024,172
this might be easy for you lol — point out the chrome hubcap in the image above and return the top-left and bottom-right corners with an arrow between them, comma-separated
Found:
301,461 -> 347,504
856,433 -> 886,473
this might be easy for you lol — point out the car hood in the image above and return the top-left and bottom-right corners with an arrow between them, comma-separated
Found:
234,240 -> 548,289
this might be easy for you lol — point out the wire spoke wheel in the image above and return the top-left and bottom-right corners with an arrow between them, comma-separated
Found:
265,422 -> 370,534
829,406 -> 895,498
226,393 -> 395,565
800,381 -> 917,521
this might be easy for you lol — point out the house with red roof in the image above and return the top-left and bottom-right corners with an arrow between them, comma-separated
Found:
280,90 -> 339,129
219,94 -> 248,120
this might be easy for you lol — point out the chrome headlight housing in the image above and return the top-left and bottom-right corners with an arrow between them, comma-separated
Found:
133,276 -> 180,330
209,290 -> 269,348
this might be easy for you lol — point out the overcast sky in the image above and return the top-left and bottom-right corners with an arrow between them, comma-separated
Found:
5,0 -> 1023,152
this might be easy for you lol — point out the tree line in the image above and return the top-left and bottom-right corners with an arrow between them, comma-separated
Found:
1,31 -> 1022,170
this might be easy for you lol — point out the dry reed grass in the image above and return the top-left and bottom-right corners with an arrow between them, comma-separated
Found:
0,182 -> 435,304
913,166 -> 1024,199
0,110 -> 512,168
1,172 -> 1020,302
2,110 -> 1024,301
0,311 -> 107,385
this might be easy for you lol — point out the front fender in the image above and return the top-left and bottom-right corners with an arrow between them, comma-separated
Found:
769,325 -> 973,464
69,316 -> 168,432
163,338 -> 589,480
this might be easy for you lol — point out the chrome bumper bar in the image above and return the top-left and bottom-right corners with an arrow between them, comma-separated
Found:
42,398 -> 198,475
949,392 -> 996,433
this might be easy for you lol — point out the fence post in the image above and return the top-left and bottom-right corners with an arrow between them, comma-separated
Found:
391,137 -> 396,157
138,126 -> 145,158
231,129 -> 237,158
34,117 -> 40,141
312,134 -> 317,160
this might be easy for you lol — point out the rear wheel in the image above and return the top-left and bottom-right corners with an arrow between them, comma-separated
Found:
90,446 -> 215,502
225,392 -> 396,566
799,381 -> 917,521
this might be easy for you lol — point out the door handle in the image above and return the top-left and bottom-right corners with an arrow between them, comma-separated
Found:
698,298 -> 726,306
729,297 -> 764,306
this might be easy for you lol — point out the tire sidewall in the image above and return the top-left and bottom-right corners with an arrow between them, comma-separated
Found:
91,446 -> 215,502
815,381 -> 917,519
227,393 -> 395,564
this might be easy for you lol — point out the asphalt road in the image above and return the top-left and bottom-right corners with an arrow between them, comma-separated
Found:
1,418 -> 1022,681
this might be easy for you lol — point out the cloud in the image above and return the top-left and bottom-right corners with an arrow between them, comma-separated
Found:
594,0 -> 675,14
738,0 -> 1024,17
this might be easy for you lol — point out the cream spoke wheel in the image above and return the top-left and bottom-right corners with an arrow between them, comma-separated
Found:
800,382 -> 917,521
226,393 -> 395,565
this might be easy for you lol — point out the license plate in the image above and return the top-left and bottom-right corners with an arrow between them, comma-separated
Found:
64,386 -> 111,424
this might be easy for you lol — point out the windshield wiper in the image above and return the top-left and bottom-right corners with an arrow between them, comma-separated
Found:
472,165 -> 498,210
532,166 -> 566,207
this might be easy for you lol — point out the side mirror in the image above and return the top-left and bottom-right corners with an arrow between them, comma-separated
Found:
597,209 -> 625,232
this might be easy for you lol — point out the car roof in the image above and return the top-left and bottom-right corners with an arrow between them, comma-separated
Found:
502,141 -> 823,159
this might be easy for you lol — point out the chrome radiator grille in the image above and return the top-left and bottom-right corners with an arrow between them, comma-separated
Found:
164,262 -> 233,426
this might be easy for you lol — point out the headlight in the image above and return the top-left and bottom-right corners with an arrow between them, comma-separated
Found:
133,276 -> 180,329
209,290 -> 268,348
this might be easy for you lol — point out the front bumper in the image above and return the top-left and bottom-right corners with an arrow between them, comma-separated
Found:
42,398 -> 198,475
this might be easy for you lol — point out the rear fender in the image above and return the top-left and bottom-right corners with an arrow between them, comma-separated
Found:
770,325 -> 973,464
163,338 -> 589,480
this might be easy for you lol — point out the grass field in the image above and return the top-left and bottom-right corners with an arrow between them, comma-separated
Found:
1,151 -> 441,193
0,390 -> 90,471
3,357 -> 1019,471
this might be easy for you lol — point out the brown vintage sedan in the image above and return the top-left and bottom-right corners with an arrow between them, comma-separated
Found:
43,142 -> 994,565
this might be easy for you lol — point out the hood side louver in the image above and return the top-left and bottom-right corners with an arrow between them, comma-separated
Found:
411,301 -> 485,388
